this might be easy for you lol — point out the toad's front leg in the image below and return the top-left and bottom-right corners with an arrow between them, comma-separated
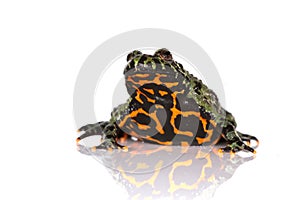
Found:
220,124 -> 258,154
76,121 -> 109,143
77,121 -> 126,151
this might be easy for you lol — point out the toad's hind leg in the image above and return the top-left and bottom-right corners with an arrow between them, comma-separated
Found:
77,122 -> 126,151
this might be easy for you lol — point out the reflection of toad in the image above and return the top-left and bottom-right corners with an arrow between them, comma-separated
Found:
77,142 -> 255,199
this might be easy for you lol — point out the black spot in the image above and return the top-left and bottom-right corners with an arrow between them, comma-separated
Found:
138,55 -> 147,65
196,126 -> 208,139
174,114 -> 182,129
104,124 -> 115,132
132,113 -> 151,125
139,93 -> 149,104
205,120 -> 214,130
194,83 -> 202,94
199,107 -> 212,120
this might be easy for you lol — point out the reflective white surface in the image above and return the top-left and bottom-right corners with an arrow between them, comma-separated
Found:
77,141 -> 256,199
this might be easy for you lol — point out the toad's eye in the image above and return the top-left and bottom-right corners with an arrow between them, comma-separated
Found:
127,50 -> 142,62
154,48 -> 173,61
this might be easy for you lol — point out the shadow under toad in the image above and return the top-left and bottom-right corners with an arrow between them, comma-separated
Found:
77,140 -> 255,200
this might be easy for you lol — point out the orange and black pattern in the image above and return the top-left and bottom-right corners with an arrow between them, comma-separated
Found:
116,82 -> 220,146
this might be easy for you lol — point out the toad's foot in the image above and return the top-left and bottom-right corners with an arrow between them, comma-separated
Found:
76,121 -> 109,144
77,122 -> 127,152
220,130 -> 258,154
91,138 -> 127,152
219,140 -> 256,154
238,132 -> 259,148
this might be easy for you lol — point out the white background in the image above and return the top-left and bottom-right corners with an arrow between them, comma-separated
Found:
1,1 -> 299,199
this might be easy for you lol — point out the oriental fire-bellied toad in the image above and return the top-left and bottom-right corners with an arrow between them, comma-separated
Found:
77,48 -> 259,153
